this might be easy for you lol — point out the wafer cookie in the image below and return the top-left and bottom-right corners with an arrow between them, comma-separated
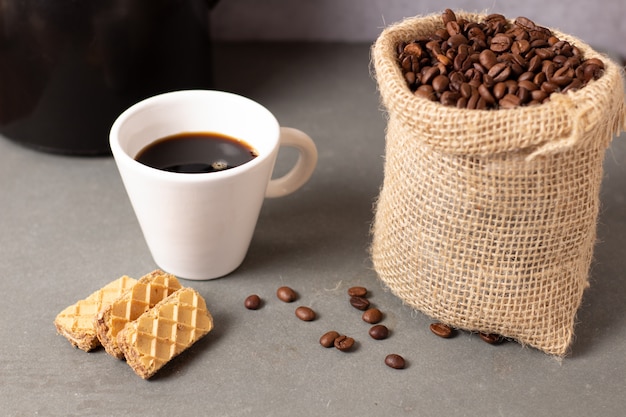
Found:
118,287 -> 214,379
95,269 -> 182,358
54,276 -> 137,351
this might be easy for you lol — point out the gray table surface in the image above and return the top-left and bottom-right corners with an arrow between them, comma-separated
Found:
1,43 -> 625,417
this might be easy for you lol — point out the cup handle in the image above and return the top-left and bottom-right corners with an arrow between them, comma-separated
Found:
265,127 -> 318,198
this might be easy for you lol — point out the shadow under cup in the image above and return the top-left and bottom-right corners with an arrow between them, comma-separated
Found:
110,90 -> 283,280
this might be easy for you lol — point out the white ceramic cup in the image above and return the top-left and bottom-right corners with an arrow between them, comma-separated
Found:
110,90 -> 318,280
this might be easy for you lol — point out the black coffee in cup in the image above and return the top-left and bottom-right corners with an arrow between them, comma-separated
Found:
135,132 -> 258,174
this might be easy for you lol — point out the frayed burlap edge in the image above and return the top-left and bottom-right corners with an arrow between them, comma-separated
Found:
370,11 -> 626,357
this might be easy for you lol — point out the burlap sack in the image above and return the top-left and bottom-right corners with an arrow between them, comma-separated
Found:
371,12 -> 626,356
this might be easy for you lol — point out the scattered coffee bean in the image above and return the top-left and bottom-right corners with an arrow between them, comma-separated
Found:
398,9 -> 604,110
384,354 -> 406,369
295,306 -> 316,321
362,308 -> 383,324
320,331 -> 340,348
334,335 -> 355,352
369,324 -> 389,340
244,294 -> 262,310
479,332 -> 504,344
276,286 -> 297,303
429,322 -> 454,338
347,286 -> 368,297
349,296 -> 370,311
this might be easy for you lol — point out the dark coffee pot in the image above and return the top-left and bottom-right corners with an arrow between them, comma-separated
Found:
0,0 -> 219,155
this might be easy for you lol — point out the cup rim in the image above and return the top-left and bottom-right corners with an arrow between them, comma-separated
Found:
109,89 -> 280,182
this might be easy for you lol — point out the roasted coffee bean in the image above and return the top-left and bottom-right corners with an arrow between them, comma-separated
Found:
542,61 -> 556,79
295,306 -> 316,321
505,79 -> 519,95
421,66 -> 440,84
384,354 -> 406,369
432,74 -> 450,93
404,71 -> 416,86
584,57 -> 605,70
511,53 -> 527,69
434,28 -> 450,41
415,85 -> 437,101
493,82 -> 507,99
488,64 -> 521,83
562,78 -> 583,93
442,8 -> 457,25
436,53 -> 452,67
404,42 -> 424,58
334,335 -> 355,351
447,33 -> 468,49
518,71 -> 535,82
527,55 -> 542,73
478,84 -> 495,105
472,62 -> 486,76
453,53 -> 467,72
369,324 -> 389,340
541,81 -> 559,94
411,58 -> 421,74
478,49 -> 498,69
535,47 -> 555,60
440,91 -> 460,106
244,294 -> 262,310
467,91 -> 480,109
467,26 -> 486,42
448,71 -> 465,91
531,89 -> 548,101
516,86 -> 531,104
529,27 -> 551,42
565,56 -> 581,69
482,73 -> 495,88
400,55 -> 412,72
490,34 -> 512,52
511,39 -> 530,55
582,63 -> 603,83
553,54 -> 568,67
320,330 -> 340,348
518,80 -> 538,91
347,286 -> 368,297
425,40 -> 442,54
276,286 -> 297,302
429,322 -> 454,338
445,21 -> 460,37
476,96 -> 488,110
487,62 -> 511,83
551,74 -> 573,87
499,93 -> 522,109
479,332 -> 504,344
515,16 -> 536,31
349,296 -> 370,311
533,71 -> 547,85
460,82 -> 473,98
554,65 -> 574,79
362,308 -> 383,324
550,37 -> 564,48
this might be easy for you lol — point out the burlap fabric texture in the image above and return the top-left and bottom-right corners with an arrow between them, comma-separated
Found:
371,12 -> 626,356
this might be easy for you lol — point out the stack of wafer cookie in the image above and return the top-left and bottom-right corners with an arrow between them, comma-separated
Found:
54,269 -> 214,379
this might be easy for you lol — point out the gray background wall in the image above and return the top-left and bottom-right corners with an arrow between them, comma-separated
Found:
211,0 -> 626,58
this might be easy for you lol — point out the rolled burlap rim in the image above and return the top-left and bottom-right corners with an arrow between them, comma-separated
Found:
370,11 -> 626,356
372,12 -> 626,159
